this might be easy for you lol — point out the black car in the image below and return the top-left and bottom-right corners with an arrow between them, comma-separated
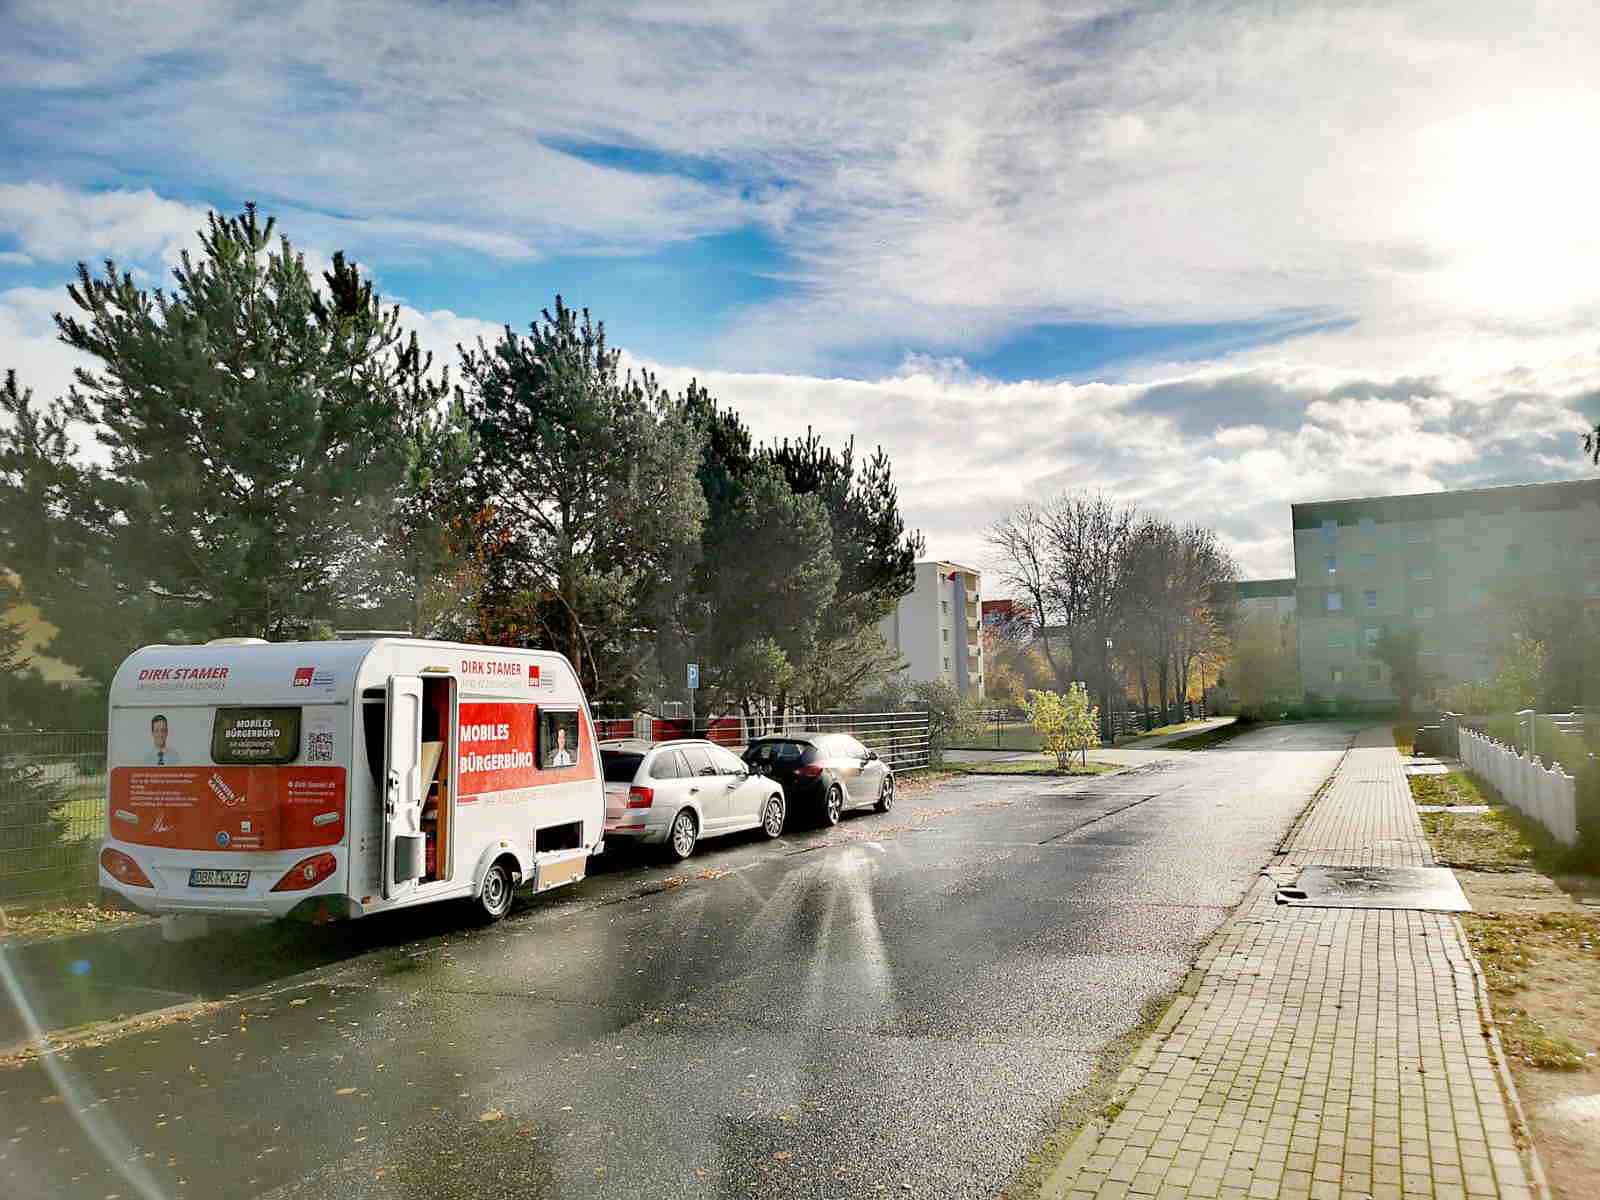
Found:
742,732 -> 893,826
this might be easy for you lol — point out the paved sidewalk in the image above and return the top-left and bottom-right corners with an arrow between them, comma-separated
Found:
1041,727 -> 1538,1200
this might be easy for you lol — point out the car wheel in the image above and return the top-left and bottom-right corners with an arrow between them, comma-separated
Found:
761,794 -> 786,839
475,860 -> 514,923
667,809 -> 699,861
874,773 -> 895,813
822,783 -> 844,827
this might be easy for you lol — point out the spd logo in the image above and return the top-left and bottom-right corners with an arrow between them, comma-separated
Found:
292,667 -> 315,687
527,664 -> 540,687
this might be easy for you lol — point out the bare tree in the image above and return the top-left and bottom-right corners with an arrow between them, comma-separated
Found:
1169,524 -> 1238,709
988,490 -> 1136,735
987,502 -> 1073,688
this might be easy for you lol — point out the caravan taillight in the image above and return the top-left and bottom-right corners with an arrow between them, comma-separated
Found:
270,852 -> 338,892
626,785 -> 654,809
101,847 -> 153,887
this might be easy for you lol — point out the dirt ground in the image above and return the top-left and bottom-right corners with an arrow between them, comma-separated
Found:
1416,791 -> 1600,1200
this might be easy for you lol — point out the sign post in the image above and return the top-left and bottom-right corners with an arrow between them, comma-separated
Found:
686,663 -> 700,731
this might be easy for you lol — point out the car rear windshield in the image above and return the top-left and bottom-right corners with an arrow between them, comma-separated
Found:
744,740 -> 810,766
601,751 -> 644,783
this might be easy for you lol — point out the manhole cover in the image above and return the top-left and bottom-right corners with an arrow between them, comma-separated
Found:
1275,865 -> 1471,912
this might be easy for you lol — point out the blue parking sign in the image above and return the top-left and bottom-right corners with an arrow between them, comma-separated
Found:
687,663 -> 699,690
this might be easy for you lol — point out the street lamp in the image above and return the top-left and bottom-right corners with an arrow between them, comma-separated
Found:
1105,637 -> 1114,740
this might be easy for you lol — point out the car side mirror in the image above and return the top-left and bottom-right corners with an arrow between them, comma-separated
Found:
865,749 -> 878,761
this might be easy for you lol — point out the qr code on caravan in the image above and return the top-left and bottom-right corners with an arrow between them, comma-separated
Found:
307,730 -> 335,762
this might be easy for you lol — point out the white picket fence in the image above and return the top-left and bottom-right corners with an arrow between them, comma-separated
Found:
1458,727 -> 1579,845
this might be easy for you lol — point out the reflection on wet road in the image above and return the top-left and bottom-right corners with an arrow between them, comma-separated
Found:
0,724 -> 1353,1199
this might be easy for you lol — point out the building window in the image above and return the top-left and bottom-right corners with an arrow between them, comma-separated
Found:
941,628 -> 949,643
1328,635 -> 1348,650
1505,544 -> 1522,566
943,657 -> 950,671
1413,605 -> 1434,620
1586,580 -> 1600,598
1359,516 -> 1376,535
941,600 -> 949,614
1359,552 -> 1376,569
1364,589 -> 1378,609
1409,565 -> 1432,581
1321,518 -> 1337,542
1326,591 -> 1343,612
1331,667 -> 1344,683
1367,664 -> 1381,682
1469,585 -> 1486,606
1363,627 -> 1380,649
1326,554 -> 1337,574
1406,527 -> 1428,544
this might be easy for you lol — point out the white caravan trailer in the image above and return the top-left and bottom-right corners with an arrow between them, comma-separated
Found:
99,638 -> 603,924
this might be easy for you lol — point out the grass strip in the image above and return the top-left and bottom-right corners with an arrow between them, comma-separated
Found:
944,759 -> 1116,777
1161,720 -> 1259,751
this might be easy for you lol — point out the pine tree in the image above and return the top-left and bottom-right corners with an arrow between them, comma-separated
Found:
2,206 -> 459,684
0,580 -> 68,874
459,297 -> 706,699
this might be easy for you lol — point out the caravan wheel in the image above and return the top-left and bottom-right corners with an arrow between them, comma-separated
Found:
475,860 -> 514,923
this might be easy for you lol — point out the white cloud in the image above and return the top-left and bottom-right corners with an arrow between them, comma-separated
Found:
0,285 -> 83,411
0,182 -> 205,266
4,3 -> 1599,383
641,354 -> 1600,583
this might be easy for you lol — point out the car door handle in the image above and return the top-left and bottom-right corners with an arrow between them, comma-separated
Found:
689,787 -> 699,795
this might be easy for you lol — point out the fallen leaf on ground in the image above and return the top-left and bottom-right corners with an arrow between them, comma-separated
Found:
335,1087 -> 358,1096
479,1108 -> 505,1123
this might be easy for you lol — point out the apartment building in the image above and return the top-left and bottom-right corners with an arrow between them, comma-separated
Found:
1292,478 -> 1600,703
879,560 -> 985,697
981,598 -> 1031,629
1229,578 -> 1296,623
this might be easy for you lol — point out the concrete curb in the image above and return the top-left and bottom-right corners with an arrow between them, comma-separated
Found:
1032,730 -> 1354,1200
1455,912 -> 1553,1200
1036,870 -> 1279,1200
0,997 -> 213,1063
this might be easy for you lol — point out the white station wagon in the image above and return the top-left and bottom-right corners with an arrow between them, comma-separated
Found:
600,738 -> 787,860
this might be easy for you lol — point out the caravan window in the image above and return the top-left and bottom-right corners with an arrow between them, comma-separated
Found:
540,709 -> 580,769
212,707 -> 301,764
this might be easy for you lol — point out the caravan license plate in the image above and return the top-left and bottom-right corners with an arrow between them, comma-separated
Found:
189,868 -> 250,889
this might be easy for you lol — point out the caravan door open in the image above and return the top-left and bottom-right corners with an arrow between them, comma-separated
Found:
383,675 -> 426,900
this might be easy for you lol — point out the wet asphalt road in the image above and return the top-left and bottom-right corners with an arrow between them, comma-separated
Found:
1,723 -> 1353,1200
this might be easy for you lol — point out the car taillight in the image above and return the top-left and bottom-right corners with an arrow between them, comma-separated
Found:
627,785 -> 654,809
101,847 -> 153,887
271,852 -> 338,892
796,764 -> 823,778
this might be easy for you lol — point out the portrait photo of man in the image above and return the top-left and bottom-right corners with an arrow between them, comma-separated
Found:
542,711 -> 579,769
143,713 -> 181,765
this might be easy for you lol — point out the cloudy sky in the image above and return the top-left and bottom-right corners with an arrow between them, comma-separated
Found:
3,1 -> 1598,580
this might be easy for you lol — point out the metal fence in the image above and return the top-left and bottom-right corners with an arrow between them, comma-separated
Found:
963,700 -> 1208,749
0,731 -> 107,907
592,708 -> 934,773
